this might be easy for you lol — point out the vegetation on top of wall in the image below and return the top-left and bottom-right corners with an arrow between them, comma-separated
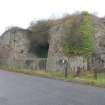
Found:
26,11 -> 95,58
28,20 -> 51,57
63,11 -> 94,57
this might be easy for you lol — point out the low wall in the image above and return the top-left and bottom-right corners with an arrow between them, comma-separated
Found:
0,56 -> 88,72
46,56 -> 88,72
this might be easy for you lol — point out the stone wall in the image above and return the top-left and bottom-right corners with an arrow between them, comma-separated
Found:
0,27 -> 37,61
1,15 -> 105,72
46,56 -> 87,72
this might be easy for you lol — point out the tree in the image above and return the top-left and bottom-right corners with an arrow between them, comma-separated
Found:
28,20 -> 50,57
64,12 -> 94,57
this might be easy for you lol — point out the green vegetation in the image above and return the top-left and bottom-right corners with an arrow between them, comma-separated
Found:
28,20 -> 50,57
63,12 -> 94,57
26,11 -> 95,58
73,71 -> 105,87
0,65 -> 65,79
1,65 -> 105,88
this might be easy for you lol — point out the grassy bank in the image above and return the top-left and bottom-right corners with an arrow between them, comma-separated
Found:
0,65 -> 105,88
72,72 -> 105,87
0,65 -> 65,80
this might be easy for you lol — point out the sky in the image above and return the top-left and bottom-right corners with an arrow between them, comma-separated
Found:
0,0 -> 104,35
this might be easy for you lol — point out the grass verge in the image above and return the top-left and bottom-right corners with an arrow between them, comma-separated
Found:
0,65 -> 105,88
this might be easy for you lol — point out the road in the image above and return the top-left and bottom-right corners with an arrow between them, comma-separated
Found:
0,70 -> 105,105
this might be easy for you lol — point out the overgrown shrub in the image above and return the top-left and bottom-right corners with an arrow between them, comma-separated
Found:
28,20 -> 51,57
63,12 -> 94,57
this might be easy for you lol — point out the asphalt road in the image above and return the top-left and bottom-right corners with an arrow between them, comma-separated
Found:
0,70 -> 105,105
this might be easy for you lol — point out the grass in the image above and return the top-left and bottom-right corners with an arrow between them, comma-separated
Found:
0,65 -> 65,80
72,71 -> 105,87
0,65 -> 105,88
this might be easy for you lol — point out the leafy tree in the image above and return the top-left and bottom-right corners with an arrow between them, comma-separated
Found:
64,12 -> 94,57
28,20 -> 50,57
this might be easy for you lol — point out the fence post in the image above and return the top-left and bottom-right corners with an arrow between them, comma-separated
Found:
64,59 -> 68,78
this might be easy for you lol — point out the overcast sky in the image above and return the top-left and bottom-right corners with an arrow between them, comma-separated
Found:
0,0 -> 104,35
